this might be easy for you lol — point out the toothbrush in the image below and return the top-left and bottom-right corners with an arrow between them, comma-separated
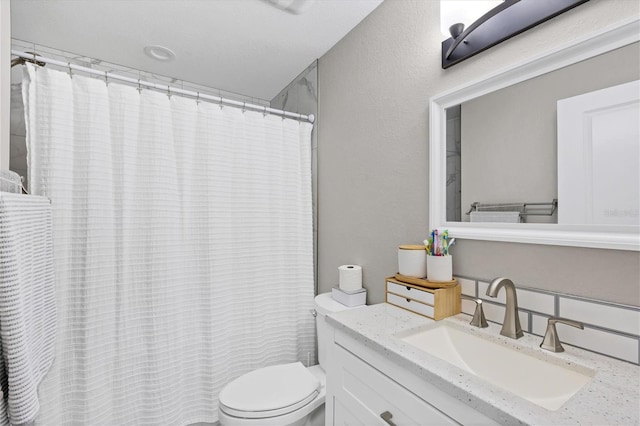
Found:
442,230 -> 449,255
429,230 -> 435,255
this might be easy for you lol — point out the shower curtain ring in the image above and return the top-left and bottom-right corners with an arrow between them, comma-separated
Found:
263,106 -> 268,117
195,92 -> 200,104
242,102 -> 246,113
104,71 -> 108,86
167,86 -> 171,98
67,62 -> 73,78
137,79 -> 142,93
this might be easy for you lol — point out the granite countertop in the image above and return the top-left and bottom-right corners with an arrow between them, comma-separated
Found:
326,303 -> 640,426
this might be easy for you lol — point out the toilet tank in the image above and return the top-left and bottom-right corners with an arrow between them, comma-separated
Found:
314,293 -> 364,369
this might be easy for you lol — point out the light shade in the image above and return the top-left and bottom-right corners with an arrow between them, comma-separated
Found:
440,0 -> 503,38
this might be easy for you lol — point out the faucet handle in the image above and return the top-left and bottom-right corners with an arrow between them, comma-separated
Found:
540,317 -> 584,353
460,294 -> 489,328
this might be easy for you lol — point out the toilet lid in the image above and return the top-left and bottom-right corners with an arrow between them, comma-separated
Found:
219,362 -> 320,419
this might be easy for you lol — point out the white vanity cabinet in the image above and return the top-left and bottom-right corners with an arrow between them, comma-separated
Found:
325,327 -> 498,426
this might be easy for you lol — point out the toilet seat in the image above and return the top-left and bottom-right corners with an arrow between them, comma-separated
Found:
219,362 -> 320,419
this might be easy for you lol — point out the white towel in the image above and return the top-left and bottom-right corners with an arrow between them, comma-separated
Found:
0,193 -> 56,426
0,171 -> 21,194
469,211 -> 522,223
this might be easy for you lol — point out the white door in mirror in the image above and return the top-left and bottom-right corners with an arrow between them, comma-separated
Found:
558,80 -> 640,226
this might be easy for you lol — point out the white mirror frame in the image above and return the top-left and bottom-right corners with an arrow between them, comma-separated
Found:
429,18 -> 640,251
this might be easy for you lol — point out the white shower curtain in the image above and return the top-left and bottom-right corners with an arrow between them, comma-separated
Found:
22,63 -> 316,426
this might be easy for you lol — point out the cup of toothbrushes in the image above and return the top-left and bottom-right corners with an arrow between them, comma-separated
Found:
398,245 -> 427,278
426,255 -> 453,282
424,229 -> 454,281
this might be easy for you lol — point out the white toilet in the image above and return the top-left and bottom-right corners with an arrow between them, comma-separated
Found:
218,293 -> 361,426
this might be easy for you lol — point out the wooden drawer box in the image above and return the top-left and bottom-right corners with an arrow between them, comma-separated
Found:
385,277 -> 461,320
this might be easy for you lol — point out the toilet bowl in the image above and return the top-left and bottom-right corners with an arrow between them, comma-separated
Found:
218,293 -> 363,426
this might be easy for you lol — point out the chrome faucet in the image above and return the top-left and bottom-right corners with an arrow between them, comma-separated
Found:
460,294 -> 488,328
486,277 -> 523,339
540,317 -> 584,352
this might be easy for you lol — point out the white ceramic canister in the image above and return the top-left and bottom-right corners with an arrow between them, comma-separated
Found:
426,255 -> 453,282
397,245 -> 427,278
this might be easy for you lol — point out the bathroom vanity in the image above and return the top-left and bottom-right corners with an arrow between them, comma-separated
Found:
324,303 -> 639,425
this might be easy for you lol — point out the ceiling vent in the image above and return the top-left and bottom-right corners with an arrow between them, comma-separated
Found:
262,0 -> 317,14
143,45 -> 176,62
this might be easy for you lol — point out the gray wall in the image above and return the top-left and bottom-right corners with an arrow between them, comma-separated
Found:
317,0 -> 640,306
461,43 -> 640,224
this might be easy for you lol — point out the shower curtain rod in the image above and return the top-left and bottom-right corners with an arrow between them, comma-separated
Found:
11,50 -> 315,124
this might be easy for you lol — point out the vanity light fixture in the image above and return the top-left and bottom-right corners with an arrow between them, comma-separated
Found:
441,0 -> 590,69
440,1 -> 502,39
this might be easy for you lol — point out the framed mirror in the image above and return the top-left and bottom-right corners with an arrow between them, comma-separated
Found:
429,18 -> 639,251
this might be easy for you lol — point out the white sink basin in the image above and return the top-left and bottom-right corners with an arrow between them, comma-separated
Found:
397,322 -> 595,411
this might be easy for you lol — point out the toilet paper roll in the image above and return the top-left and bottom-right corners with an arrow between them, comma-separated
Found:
338,265 -> 362,292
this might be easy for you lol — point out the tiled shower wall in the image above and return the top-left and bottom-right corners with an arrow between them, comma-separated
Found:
10,68 -> 27,188
271,60 -> 318,289
458,276 -> 640,365
446,106 -> 461,222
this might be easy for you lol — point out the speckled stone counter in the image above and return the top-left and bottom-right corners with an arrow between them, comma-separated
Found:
326,303 -> 640,425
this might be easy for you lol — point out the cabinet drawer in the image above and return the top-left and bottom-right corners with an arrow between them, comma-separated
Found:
334,344 -> 458,425
387,281 -> 435,305
334,398 -> 373,426
387,293 -> 435,318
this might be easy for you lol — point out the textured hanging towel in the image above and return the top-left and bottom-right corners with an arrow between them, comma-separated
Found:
0,193 -> 56,426
469,211 -> 522,223
0,171 -> 21,194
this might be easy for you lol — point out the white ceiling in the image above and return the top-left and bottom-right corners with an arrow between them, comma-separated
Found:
11,0 -> 383,101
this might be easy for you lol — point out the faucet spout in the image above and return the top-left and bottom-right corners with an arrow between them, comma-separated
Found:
486,277 -> 523,339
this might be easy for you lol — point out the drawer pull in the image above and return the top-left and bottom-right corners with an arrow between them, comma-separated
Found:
380,410 -> 397,426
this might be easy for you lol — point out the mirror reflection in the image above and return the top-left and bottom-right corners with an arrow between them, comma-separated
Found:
446,42 -> 639,226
